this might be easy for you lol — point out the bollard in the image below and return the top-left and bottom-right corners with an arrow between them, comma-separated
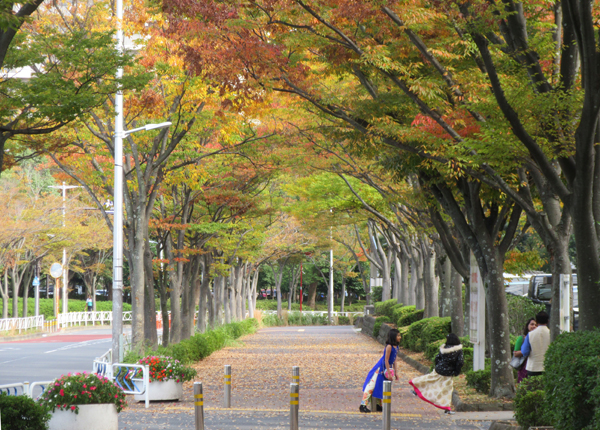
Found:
382,380 -> 391,430
292,366 -> 300,388
194,382 -> 204,430
290,383 -> 299,430
224,365 -> 231,408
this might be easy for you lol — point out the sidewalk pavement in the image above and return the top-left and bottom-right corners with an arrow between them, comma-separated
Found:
118,326 -> 516,429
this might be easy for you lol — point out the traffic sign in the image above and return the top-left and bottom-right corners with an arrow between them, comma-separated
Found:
32,276 -> 40,286
50,263 -> 63,279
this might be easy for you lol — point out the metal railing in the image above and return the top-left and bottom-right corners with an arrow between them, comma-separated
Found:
0,380 -> 53,399
259,310 -> 364,317
56,311 -> 133,328
0,315 -> 44,333
93,360 -> 150,408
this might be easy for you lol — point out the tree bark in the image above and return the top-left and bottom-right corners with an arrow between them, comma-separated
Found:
450,265 -> 464,336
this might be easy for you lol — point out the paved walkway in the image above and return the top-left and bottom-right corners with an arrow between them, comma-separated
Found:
119,326 -> 510,429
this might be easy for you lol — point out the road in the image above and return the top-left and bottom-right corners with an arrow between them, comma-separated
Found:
0,328 -> 113,390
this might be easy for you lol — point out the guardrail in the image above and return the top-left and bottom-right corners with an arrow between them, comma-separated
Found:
0,315 -> 44,334
0,380 -> 53,398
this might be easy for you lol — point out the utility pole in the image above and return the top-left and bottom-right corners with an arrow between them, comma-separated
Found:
49,182 -> 80,314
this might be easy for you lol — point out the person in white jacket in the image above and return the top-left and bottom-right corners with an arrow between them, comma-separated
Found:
521,311 -> 550,377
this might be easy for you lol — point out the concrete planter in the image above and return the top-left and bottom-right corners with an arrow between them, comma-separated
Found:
134,379 -> 183,402
48,403 -> 118,430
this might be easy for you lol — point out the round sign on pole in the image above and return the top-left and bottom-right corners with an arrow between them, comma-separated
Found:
50,263 -> 63,279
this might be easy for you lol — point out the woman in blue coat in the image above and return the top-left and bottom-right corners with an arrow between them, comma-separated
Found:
359,328 -> 400,413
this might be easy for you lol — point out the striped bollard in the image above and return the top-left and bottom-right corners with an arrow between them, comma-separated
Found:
382,380 -> 391,430
292,366 -> 299,388
194,382 -> 204,430
290,383 -> 299,430
224,365 -> 232,408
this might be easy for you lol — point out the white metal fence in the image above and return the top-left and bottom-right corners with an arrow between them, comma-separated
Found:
0,380 -> 53,398
259,310 -> 364,317
0,315 -> 44,334
56,311 -> 133,328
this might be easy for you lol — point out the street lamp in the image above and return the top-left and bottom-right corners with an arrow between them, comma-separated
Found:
113,0 -> 171,363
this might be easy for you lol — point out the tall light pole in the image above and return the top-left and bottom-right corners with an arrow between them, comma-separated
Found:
329,210 -> 334,324
49,183 -> 80,314
113,0 -> 171,364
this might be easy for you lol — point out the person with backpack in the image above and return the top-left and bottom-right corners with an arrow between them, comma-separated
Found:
409,333 -> 463,415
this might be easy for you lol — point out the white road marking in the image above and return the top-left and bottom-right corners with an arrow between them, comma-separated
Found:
44,338 -> 110,354
298,329 -> 305,332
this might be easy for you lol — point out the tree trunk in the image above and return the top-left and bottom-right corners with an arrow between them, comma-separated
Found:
143,244 -> 157,347
422,240 -> 438,318
129,220 -> 147,351
450,265 -> 464,336
439,254 -> 452,318
307,281 -> 318,309
341,275 -> 346,312
400,245 -> 410,305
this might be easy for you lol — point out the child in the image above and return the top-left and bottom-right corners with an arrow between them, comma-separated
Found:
409,333 -> 463,415
359,328 -> 400,413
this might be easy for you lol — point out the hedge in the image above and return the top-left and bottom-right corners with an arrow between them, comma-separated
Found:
124,319 -> 259,365
0,392 -> 50,430
374,299 -> 399,319
514,376 -> 551,429
402,317 -> 450,352
261,312 -> 337,327
392,305 -> 415,326
545,329 -> 600,430
506,294 -> 546,336
465,363 -> 491,395
397,308 -> 424,327
373,316 -> 391,337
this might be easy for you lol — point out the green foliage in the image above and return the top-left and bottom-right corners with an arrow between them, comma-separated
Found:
545,329 -> 600,430
261,312 -> 333,327
254,300 -> 366,312
397,308 -> 424,327
373,316 -> 391,337
462,347 -> 474,372
338,316 -> 350,325
514,376 -> 552,429
392,304 -> 413,325
129,319 -> 259,365
374,299 -> 400,319
38,372 -> 127,413
465,363 -> 491,394
402,317 -> 450,352
0,393 -> 50,430
0,298 -> 131,320
506,294 -> 545,336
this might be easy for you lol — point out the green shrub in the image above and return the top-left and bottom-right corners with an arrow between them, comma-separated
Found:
0,393 -> 50,430
338,316 -> 350,325
0,298 -> 132,320
397,308 -> 424,327
462,347 -> 474,373
506,294 -> 545,336
373,316 -> 391,337
545,329 -> 600,430
134,319 -> 258,365
392,305 -> 413,325
421,317 -> 452,347
465,365 -> 491,394
374,299 -> 399,318
514,376 -> 551,429
402,317 -> 450,352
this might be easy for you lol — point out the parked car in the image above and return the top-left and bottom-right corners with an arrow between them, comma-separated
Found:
528,273 -> 579,330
